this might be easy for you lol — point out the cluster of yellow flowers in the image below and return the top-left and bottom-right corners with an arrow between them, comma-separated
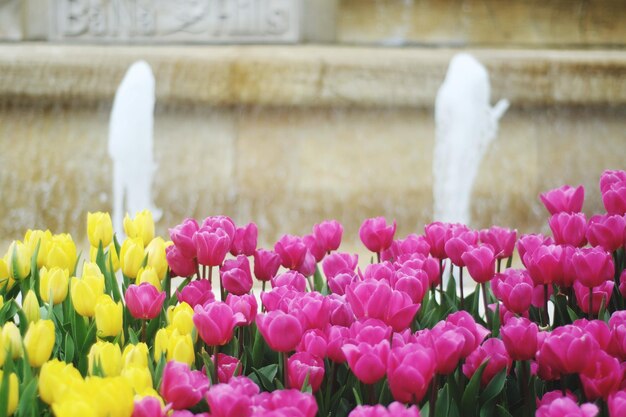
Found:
0,210 -> 179,416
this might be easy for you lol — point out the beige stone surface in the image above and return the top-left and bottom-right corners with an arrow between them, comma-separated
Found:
338,0 -> 626,47
0,45 -> 624,108
0,0 -> 22,40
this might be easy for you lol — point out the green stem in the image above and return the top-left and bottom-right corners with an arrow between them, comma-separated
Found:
141,319 -> 147,343
459,267 -> 465,310
283,352 -> 289,388
429,374 -> 438,417
212,345 -> 219,385
376,252 -> 381,263
521,361 -> 530,417
543,284 -> 550,327
481,282 -> 491,327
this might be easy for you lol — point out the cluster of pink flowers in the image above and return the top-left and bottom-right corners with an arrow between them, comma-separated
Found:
157,169 -> 626,417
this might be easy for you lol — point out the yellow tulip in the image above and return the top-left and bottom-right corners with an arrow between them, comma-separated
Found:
121,366 -> 153,394
87,376 -> 134,417
22,290 -> 40,323
4,241 -> 31,281
24,319 -> 55,367
88,341 -> 122,377
87,212 -> 113,248
1,322 -> 22,359
71,270 -> 105,318
24,229 -> 52,269
120,238 -> 144,279
0,370 -> 19,415
0,259 -> 11,291
52,380 -> 98,417
39,266 -> 69,305
39,359 -> 83,405
168,302 -> 195,337
135,387 -> 164,402
124,210 -> 155,247
153,328 -> 169,362
82,261 -> 105,280
145,237 -> 168,279
166,330 -> 195,366
46,234 -> 77,273
136,266 -> 161,291
95,295 -> 123,338
121,343 -> 149,369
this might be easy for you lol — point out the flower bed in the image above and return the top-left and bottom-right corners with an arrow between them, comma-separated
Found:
0,170 -> 626,417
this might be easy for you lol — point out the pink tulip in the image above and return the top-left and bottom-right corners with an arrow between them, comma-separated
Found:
260,287 -> 299,312
601,170 -> 626,192
387,342 -> 436,403
297,329 -> 328,358
302,234 -> 326,263
536,325 -> 600,375
445,311 -> 490,358
461,245 -> 496,283
313,220 -> 343,253
342,340 -> 390,385
220,255 -> 253,295
349,319 -> 393,345
580,350 -> 622,401
397,256 -> 441,288
274,235 -> 308,270
256,310 -> 303,352
166,245 -> 197,278
462,338 -> 512,387
132,396 -> 166,417
297,251 -> 317,277
381,234 -> 431,262
390,269 -> 429,304
536,397 -> 598,417
574,280 -> 614,315
359,217 -> 397,254
346,279 -> 394,322
193,228 -> 231,267
363,262 -> 394,282
201,216 -> 236,241
385,289 -> 420,332
573,319 -> 610,350
539,184 -> 585,215
160,361 -> 210,410
444,231 -> 478,267
424,222 -> 454,259
516,234 -> 553,267
348,402 -> 421,417
252,390 -> 317,417
328,272 -> 358,296
253,249 -> 281,282
205,377 -> 256,417
537,391 -> 578,409
549,212 -> 587,247
230,223 -> 258,257
609,391 -> 626,417
586,214 -> 626,252
602,182 -> 626,215
211,353 -> 241,383
125,283 -> 166,320
177,279 -> 215,307
170,410 -> 209,417
492,269 -> 533,314
524,244 -> 564,286
479,226 -> 517,259
428,326 -> 465,375
287,352 -> 325,392
328,294 -> 354,327
272,271 -> 307,292
193,302 -> 245,346
169,218 -> 200,259
501,317 -> 538,361
326,325 -> 350,364
225,293 -> 257,326
571,247 -> 615,288
322,253 -> 358,279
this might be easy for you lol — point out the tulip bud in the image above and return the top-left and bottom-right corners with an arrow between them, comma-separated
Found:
95,294 -> 123,338
359,217 -> 397,254
230,222 -> 258,257
0,370 -> 18,416
126,283 -> 166,320
39,266 -> 69,305
220,255 -> 253,296
39,359 -> 82,405
124,210 -> 155,246
253,249 -> 281,282
1,322 -> 22,359
24,319 -> 55,367
256,310 -> 303,353
153,328 -> 169,362
288,352 -> 325,392
122,343 -> 149,369
23,229 -> 52,269
0,259 -> 10,291
144,237 -> 169,280
193,302 -> 244,347
87,211 -> 113,248
71,271 -> 105,318
45,234 -> 77,273
539,184 -> 585,215
159,361 -> 209,410
120,237 -> 145,279
136,266 -> 162,291
22,290 -> 40,323
4,240 -> 31,281
88,341 -> 122,377
167,302 -> 195,336
462,338 -> 512,387
121,366 -> 153,395
167,330 -> 195,366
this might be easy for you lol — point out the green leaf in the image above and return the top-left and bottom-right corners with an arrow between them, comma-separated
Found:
352,387 -> 362,406
252,364 -> 278,391
128,328 -> 139,345
0,357 -> 14,417
566,306 -> 579,323
479,368 -> 507,405
471,284 -> 481,318
251,324 -> 265,369
461,361 -> 488,417
17,377 -> 38,417
64,334 -> 75,363
300,371 -> 312,393
314,266 -> 326,294
153,354 -> 167,390
496,405 -> 514,417
436,383 -> 450,417
168,278 -> 191,308
491,304 -> 501,338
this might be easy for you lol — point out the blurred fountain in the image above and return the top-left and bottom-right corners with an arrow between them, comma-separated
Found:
433,53 -> 509,226
109,61 -> 162,236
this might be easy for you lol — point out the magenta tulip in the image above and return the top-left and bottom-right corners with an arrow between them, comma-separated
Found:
230,222 -> 258,257
348,402 -> 421,417
193,302 -> 245,346
313,220 -> 343,253
252,390 -> 317,417
289,293 -> 331,331
346,279 -> 392,322
492,269 -> 533,314
479,226 -> 517,259
573,319 -> 610,350
602,181 -> 626,215
297,329 -> 328,358
205,377 -> 256,417
193,227 -> 231,267
580,350 -> 621,401
445,311 -> 490,357
166,245 -> 197,278
342,340 -> 390,385
537,397 -> 598,417
390,269 -> 429,304
385,289 -> 420,332
428,326 -> 466,375
536,325 -> 600,375
501,317 -> 538,361
177,279 -> 215,307
326,325 -> 350,364
225,293 -> 257,326
201,215 -> 236,241
132,396 -> 165,417
253,249 -> 281,282
387,342 -> 436,403
272,271 -> 307,292
220,255 -> 253,295
274,235 -> 308,270
328,272 -> 359,296
287,352 -> 325,392
462,338 -> 512,386
524,244 -> 564,286
211,353 -> 241,383
302,234 -> 326,263
571,247 -> 615,288
549,212 -> 587,247
516,234 -> 553,267
586,214 -> 626,252
574,280 -> 614,315
600,170 -> 626,193
256,310 -> 303,352
160,361 -> 210,410
444,231 -> 478,267
125,283 -> 166,320
461,245 -> 496,283
424,222 -> 453,259
381,234 -> 431,262
359,217 -> 396,254
609,391 -> 626,417
322,252 -> 358,279
539,184 -> 585,215
169,218 -> 200,259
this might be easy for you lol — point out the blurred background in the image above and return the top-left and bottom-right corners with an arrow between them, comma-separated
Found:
0,0 -> 624,251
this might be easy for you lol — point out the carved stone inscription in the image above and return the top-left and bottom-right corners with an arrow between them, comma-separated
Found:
53,0 -> 300,42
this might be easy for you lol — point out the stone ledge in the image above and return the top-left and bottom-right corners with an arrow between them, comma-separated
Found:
0,44 -> 625,107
